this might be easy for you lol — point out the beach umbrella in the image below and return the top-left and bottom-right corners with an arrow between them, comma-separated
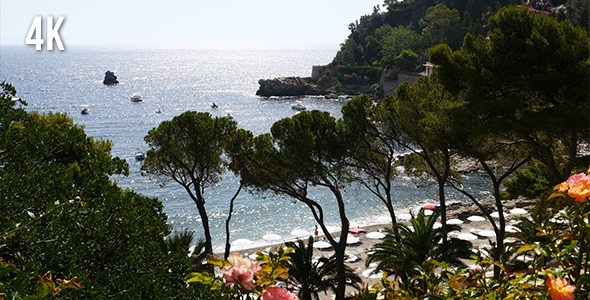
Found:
231,238 -> 255,250
262,233 -> 282,242
345,235 -> 360,245
478,230 -> 496,238
467,215 -> 486,222
509,208 -> 528,215
291,229 -> 311,237
423,204 -> 436,210
457,233 -> 478,241
447,218 -> 464,225
345,254 -> 360,263
490,211 -> 508,218
366,232 -> 386,239
313,241 -> 332,249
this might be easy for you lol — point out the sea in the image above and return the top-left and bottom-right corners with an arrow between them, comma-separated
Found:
0,45 -> 491,252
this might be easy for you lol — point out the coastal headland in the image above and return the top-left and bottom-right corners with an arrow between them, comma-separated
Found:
256,64 -> 428,100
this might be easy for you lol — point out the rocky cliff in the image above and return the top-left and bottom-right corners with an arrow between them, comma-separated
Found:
256,76 -> 380,99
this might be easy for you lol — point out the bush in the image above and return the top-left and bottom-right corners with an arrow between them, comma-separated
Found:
336,66 -> 383,84
502,160 -> 553,200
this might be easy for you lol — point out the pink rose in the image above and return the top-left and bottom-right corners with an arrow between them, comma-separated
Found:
222,253 -> 261,290
261,287 -> 300,300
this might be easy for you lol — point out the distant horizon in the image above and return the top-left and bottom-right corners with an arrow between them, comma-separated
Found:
1,0 -> 383,49
0,41 -> 341,50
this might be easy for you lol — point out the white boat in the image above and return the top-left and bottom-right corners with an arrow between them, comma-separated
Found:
80,105 -> 89,115
291,102 -> 306,111
225,110 -> 234,120
135,149 -> 145,160
130,93 -> 143,102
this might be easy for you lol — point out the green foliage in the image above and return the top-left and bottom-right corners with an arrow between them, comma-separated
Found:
333,0 -> 540,67
335,66 -> 382,84
340,95 -> 402,225
431,6 -> 590,183
283,237 -> 361,300
366,210 -> 472,286
317,69 -> 335,86
228,110 -> 356,299
502,161 -> 553,200
379,26 -> 421,67
419,4 -> 464,50
142,111 -> 244,255
392,49 -> 420,72
0,259 -> 83,300
0,83 -> 199,299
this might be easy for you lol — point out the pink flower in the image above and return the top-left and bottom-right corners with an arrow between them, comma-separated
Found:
546,274 -> 575,300
261,287 -> 300,300
222,253 -> 261,290
558,172 -> 590,203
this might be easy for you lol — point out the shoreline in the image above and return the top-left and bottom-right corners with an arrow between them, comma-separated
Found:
217,197 -> 537,256
215,197 -> 537,299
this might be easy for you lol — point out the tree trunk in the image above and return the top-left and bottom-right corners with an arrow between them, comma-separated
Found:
334,222 -> 349,300
492,181 -> 505,280
224,184 -> 243,259
194,192 -> 213,255
438,181 -> 448,243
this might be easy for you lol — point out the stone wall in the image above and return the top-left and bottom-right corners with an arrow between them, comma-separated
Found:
381,69 -> 421,95
311,65 -> 326,81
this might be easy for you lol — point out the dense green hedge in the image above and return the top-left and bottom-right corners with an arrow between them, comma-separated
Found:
335,66 -> 383,84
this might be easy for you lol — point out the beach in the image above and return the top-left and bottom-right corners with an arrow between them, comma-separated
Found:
226,197 -> 537,299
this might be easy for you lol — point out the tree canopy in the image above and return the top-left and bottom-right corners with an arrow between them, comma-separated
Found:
228,110 -> 355,300
430,5 -> 590,183
0,82 -> 204,299
142,111 -> 243,255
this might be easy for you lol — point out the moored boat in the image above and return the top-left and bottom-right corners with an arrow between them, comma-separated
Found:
130,93 -> 143,102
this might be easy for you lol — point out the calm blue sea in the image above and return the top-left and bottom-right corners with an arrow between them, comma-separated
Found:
0,46 -> 490,252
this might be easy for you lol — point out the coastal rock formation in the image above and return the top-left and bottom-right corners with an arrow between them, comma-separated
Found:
103,71 -> 119,85
256,77 -> 325,97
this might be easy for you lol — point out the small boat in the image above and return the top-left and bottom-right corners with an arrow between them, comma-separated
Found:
211,102 -> 218,109
291,102 -> 306,111
130,93 -> 143,102
135,149 -> 145,160
225,110 -> 234,120
155,108 -> 162,114
81,105 -> 90,115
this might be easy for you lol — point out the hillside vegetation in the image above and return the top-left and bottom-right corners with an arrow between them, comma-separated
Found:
333,0 -> 588,71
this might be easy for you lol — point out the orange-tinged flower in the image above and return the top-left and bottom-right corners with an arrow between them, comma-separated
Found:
546,274 -> 575,300
559,172 -> 590,203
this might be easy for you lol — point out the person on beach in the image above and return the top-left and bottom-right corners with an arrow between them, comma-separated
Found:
314,225 -> 319,241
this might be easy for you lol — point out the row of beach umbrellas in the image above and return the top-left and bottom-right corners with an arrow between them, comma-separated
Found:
231,206 -> 530,249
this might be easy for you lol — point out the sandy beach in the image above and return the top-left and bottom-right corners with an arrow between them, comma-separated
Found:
221,197 -> 537,299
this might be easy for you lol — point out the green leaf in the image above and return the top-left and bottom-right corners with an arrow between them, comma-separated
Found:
184,272 -> 216,284
516,244 -> 533,254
